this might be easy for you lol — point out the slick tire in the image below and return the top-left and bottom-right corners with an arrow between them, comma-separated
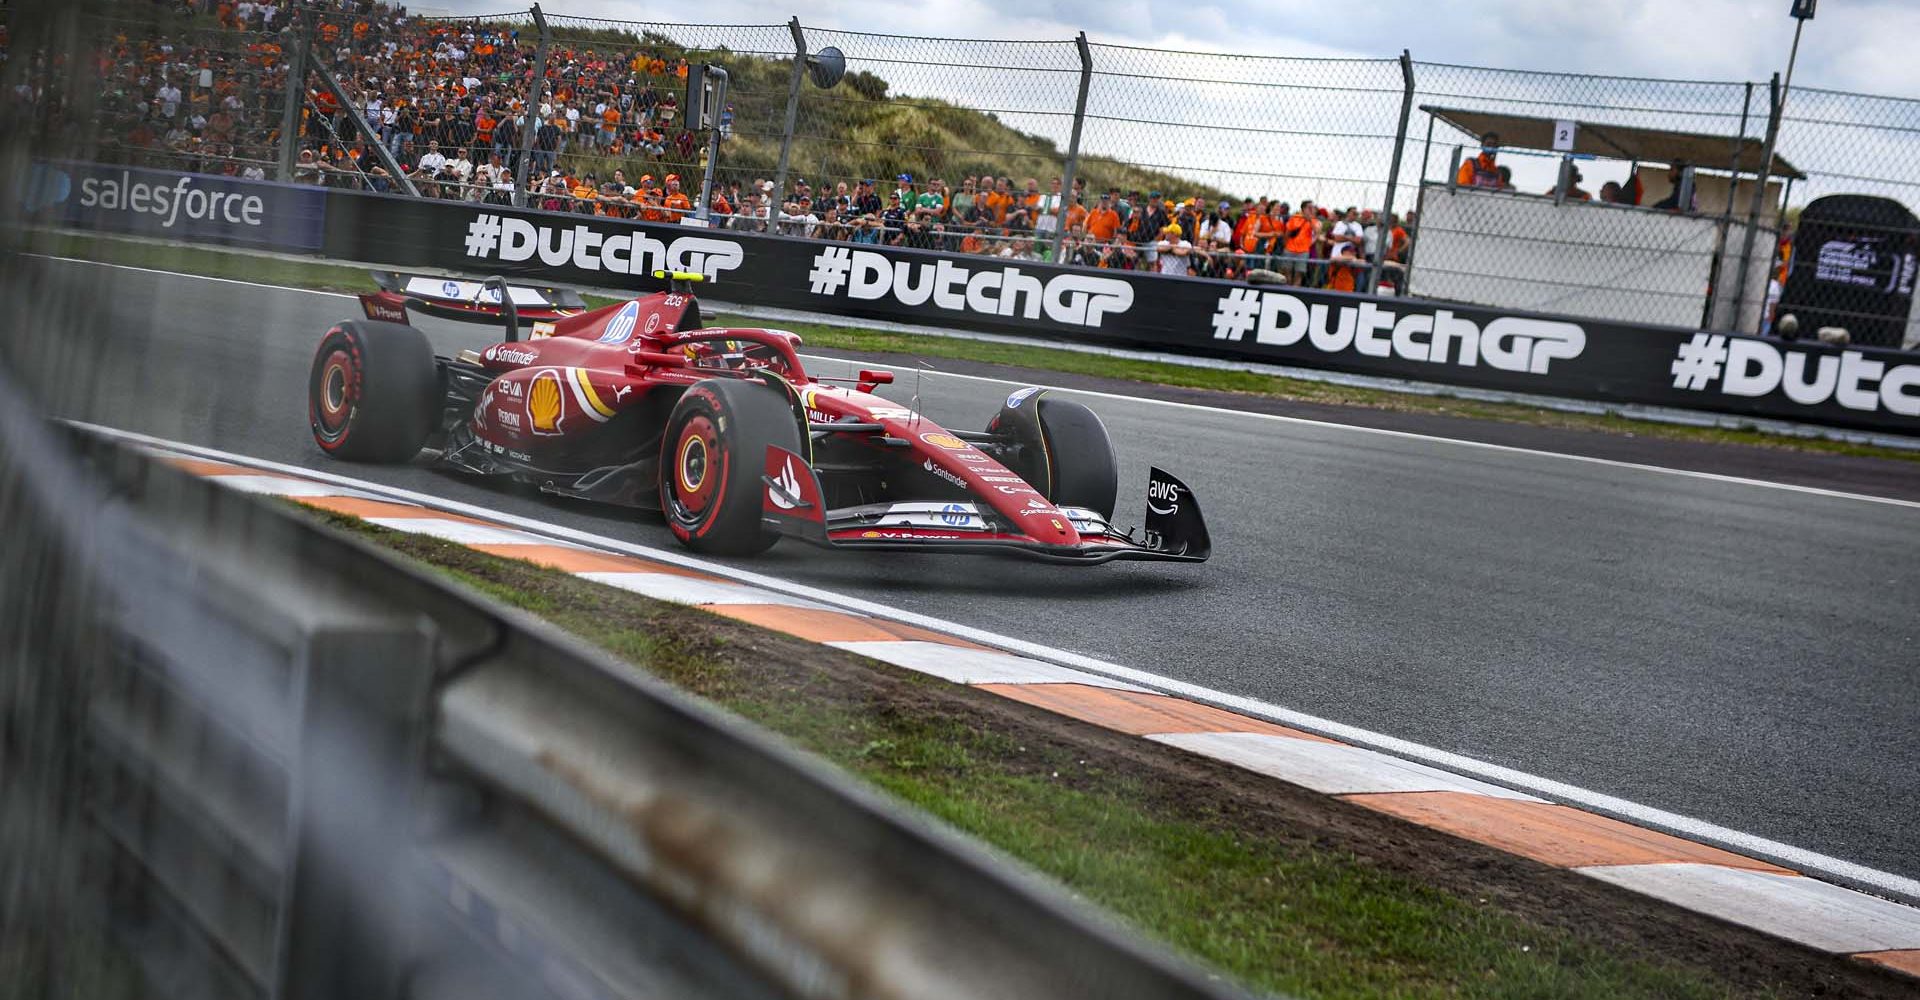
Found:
988,390 -> 1118,519
660,378 -> 802,556
308,321 -> 439,463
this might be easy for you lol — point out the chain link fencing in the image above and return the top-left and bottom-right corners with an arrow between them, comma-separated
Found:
1399,64 -> 1776,331
1768,86 -> 1920,348
6,3 -> 1918,344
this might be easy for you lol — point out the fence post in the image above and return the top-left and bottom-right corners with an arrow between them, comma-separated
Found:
276,5 -> 313,182
514,5 -> 550,209
1050,32 -> 1093,265
1369,51 -> 1414,294
273,622 -> 438,1000
771,17 -> 807,216
1734,71 -> 1785,332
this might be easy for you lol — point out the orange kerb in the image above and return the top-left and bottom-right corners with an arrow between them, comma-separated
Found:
978,683 -> 1341,741
704,605 -> 989,646
1346,792 -> 1797,872
1855,951 -> 1920,978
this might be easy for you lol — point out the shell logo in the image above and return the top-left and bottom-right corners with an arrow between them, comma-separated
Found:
529,370 -> 564,434
920,432 -> 968,451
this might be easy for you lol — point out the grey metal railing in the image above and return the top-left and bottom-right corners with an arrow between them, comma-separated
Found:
0,381 -> 1254,1000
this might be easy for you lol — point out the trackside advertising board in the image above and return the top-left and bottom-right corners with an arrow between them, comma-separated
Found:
25,161 -> 326,250
321,190 -> 1920,435
39,168 -> 1920,436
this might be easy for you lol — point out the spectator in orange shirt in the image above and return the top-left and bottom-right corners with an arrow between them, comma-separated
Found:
662,173 -> 693,220
1084,191 -> 1121,242
1281,200 -> 1317,280
982,178 -> 1014,226
1457,131 -> 1501,189
1249,201 -> 1284,266
1231,198 -> 1259,254
1325,238 -> 1368,293
636,173 -> 664,222
599,104 -> 619,150
1061,193 -> 1088,237
1380,212 -> 1411,294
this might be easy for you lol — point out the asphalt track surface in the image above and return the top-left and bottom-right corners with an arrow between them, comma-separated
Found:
12,256 -> 1920,882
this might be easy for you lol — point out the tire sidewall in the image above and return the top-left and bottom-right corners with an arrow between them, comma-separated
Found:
308,320 -> 438,463
988,390 -> 1118,518
659,378 -> 803,555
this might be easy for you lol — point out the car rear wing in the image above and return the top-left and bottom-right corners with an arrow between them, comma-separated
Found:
358,270 -> 588,339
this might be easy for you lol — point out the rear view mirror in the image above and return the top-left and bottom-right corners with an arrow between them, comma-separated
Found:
857,369 -> 894,386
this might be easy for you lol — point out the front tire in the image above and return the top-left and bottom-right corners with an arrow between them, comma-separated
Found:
308,320 -> 439,463
659,378 -> 803,556
988,389 -> 1118,518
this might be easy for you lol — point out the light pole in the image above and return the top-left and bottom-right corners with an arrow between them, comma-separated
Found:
1735,0 -> 1814,334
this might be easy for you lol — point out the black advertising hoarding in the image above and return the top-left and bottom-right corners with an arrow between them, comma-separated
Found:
320,189 -> 1920,436
1778,195 -> 1918,349
27,160 -> 327,251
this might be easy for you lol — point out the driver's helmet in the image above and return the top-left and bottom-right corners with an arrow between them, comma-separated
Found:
682,339 -> 752,370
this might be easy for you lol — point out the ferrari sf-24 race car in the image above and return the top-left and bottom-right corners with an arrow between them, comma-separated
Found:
307,270 -> 1210,564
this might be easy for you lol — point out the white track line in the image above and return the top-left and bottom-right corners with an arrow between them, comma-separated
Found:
82,422 -> 1920,906
41,254 -> 1920,510
796,355 -> 1920,511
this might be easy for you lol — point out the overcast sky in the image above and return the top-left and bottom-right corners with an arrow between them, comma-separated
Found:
433,0 -> 1920,97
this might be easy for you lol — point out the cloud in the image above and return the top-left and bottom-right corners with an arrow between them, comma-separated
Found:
428,0 -> 1918,94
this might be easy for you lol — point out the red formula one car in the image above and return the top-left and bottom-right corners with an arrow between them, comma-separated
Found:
308,271 -> 1210,563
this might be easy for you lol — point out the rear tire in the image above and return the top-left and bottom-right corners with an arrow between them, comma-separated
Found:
660,378 -> 802,556
987,390 -> 1118,518
308,320 -> 439,463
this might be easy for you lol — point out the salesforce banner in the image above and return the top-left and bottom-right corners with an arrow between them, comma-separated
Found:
26,161 -> 326,251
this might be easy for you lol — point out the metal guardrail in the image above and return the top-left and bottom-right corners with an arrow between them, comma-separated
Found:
0,386 -> 1253,1000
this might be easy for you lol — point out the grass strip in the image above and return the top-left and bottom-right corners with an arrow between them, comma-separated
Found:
32,229 -> 1914,463
302,505 -> 1814,1000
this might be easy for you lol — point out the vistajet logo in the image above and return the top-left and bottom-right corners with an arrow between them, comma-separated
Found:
1669,333 -> 1920,416
808,247 -> 1133,328
1209,288 -> 1586,375
463,214 -> 744,281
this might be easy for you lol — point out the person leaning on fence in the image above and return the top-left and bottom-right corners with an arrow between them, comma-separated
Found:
1154,223 -> 1193,276
1326,239 -> 1365,293
1457,131 -> 1501,188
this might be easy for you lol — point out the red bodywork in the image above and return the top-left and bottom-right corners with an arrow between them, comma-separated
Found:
454,291 -> 1095,550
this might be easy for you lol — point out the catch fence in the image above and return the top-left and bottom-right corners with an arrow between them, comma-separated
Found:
7,1 -> 1918,342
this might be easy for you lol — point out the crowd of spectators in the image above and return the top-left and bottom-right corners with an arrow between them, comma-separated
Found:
14,1 -> 297,178
17,0 -> 1416,291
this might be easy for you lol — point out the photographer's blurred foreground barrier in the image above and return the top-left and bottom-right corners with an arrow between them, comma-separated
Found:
0,382 -> 1251,1000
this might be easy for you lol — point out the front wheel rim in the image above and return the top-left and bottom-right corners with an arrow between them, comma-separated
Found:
667,415 -> 719,525
313,347 -> 355,442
